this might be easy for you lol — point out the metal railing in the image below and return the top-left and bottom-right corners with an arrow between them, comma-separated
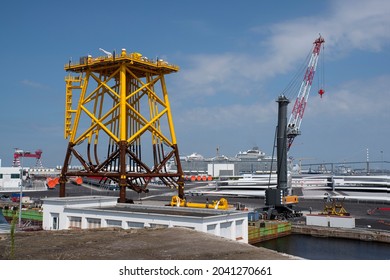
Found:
64,53 -> 179,70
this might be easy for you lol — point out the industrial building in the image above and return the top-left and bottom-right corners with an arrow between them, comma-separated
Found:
42,196 -> 249,243
0,167 -> 21,190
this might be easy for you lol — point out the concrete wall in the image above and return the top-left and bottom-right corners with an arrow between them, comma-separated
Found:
42,196 -> 248,243
292,224 -> 390,243
306,215 -> 355,228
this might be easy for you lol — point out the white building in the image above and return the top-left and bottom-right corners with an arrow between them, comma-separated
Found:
42,196 -> 249,243
0,167 -> 22,190
208,163 -> 235,177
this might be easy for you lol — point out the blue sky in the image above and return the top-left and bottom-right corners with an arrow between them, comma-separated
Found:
0,0 -> 389,168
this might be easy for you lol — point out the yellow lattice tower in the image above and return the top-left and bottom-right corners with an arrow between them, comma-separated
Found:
60,49 -> 184,202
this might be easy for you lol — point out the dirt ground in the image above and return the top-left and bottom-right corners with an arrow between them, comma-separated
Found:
0,227 -> 297,260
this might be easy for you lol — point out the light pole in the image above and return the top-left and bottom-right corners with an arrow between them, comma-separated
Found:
18,168 -> 22,227
18,154 -> 24,227
381,151 -> 383,175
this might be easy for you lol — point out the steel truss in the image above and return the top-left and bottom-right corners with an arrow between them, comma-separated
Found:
60,50 -> 184,202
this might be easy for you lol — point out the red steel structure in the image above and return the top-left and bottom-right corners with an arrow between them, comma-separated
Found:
13,148 -> 43,167
287,36 -> 325,151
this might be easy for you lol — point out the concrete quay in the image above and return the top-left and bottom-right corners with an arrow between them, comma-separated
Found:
292,224 -> 390,243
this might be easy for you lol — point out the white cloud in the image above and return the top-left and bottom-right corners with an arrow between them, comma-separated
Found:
175,53 -> 267,98
21,79 -> 50,90
175,99 -> 277,130
257,1 -> 390,67
323,0 -> 390,53
170,0 -> 390,130
307,75 -> 390,119
174,2 -> 389,101
169,0 -> 390,162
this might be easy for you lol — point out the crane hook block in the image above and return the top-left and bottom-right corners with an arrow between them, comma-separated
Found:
318,89 -> 325,98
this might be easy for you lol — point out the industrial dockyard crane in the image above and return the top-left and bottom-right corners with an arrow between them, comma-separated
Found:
263,96 -> 300,219
12,148 -> 43,167
286,35 -> 325,151
262,36 -> 325,219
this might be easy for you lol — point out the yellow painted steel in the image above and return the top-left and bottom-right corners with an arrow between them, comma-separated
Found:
321,201 -> 350,216
161,74 -> 177,144
64,75 -> 83,138
62,48 -> 183,199
170,196 -> 230,210
63,51 -> 179,145
120,64 -> 127,141
69,72 -> 89,143
283,195 -> 299,204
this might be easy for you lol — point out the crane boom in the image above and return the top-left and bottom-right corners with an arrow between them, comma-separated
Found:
287,35 -> 325,150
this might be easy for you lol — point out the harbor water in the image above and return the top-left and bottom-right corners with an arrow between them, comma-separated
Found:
256,234 -> 390,260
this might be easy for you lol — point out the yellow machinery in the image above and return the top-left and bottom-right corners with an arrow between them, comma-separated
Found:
283,195 -> 299,205
169,196 -> 230,210
321,200 -> 350,216
60,49 -> 185,202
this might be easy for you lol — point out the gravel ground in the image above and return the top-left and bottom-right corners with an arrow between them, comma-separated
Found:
0,227 -> 298,260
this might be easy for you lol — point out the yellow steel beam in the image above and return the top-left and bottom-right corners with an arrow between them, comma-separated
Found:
87,70 -> 120,103
73,104 -> 120,144
89,77 -> 106,146
69,72 -> 89,143
160,74 -> 177,144
65,75 -> 84,138
126,108 -> 172,146
66,68 -> 174,147
120,64 -> 127,141
65,80 -> 73,138
126,68 -> 165,107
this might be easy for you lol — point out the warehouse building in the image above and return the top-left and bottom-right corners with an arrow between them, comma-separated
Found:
42,196 -> 248,243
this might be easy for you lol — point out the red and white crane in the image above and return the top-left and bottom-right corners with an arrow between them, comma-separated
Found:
12,148 -> 43,167
286,35 -> 325,151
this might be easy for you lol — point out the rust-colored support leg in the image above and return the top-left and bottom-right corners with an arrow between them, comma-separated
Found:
118,141 -> 127,203
178,180 -> 184,199
59,178 -> 66,197
173,144 -> 185,199
59,142 -> 74,197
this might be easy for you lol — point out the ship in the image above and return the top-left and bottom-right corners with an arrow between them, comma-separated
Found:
167,147 -> 278,179
235,147 -> 266,160
169,147 -> 390,197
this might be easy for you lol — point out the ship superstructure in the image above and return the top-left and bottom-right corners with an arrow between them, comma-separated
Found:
167,147 -> 279,178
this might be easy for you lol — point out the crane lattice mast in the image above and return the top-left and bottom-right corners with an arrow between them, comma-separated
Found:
287,36 -> 325,150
